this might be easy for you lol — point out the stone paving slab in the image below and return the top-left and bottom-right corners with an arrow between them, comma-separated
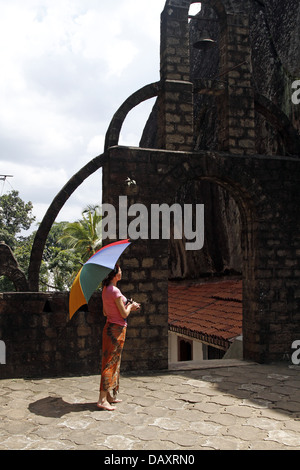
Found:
0,361 -> 300,451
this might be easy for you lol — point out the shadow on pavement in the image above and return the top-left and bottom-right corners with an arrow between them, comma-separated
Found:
28,396 -> 99,418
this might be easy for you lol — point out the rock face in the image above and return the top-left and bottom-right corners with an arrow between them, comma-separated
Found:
0,242 -> 29,291
140,0 -> 300,280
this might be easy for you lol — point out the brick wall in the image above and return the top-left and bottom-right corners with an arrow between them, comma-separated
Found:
103,146 -> 300,365
0,269 -> 169,379
0,292 -> 104,379
1,149 -> 299,379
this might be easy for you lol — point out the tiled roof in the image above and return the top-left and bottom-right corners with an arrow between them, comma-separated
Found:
168,279 -> 242,349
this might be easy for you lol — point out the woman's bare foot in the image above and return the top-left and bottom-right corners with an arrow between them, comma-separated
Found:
98,391 -> 117,410
97,400 -> 116,411
107,393 -> 122,404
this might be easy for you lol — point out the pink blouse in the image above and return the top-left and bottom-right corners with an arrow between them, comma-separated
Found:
102,285 -> 127,327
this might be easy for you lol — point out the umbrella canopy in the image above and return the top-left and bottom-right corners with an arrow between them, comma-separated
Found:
69,239 -> 131,319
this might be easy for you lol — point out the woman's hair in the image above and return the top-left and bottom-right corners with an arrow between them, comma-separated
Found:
102,264 -> 120,287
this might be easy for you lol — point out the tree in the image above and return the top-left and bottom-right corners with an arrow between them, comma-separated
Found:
0,194 -> 103,292
40,221 -> 82,291
0,191 -> 36,292
9,221 -> 83,292
0,190 -> 35,249
60,205 -> 102,263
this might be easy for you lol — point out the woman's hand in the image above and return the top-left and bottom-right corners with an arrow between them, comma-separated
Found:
131,301 -> 141,311
125,298 -> 140,312
115,297 -> 140,319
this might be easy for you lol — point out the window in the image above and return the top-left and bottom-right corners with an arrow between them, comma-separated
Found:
188,2 -> 202,20
207,345 -> 226,359
178,338 -> 193,361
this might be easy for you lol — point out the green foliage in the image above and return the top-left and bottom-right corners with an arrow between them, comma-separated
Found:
0,191 -> 36,291
0,191 -> 103,292
39,221 -> 82,291
59,205 -> 102,263
0,190 -> 35,249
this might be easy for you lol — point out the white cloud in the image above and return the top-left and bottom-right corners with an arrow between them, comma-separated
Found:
86,135 -> 105,156
0,160 -> 68,204
0,0 -> 166,232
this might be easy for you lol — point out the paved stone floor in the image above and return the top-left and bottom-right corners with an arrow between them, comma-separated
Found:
0,360 -> 299,451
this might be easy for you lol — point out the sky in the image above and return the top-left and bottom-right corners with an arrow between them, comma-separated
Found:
0,0 -> 170,234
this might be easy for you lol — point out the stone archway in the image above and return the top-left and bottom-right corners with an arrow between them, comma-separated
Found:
159,160 -> 257,362
103,146 -> 264,363
103,143 -> 300,365
28,153 -> 108,291
167,175 -> 254,359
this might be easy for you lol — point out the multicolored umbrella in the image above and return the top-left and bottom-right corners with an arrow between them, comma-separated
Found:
69,239 -> 131,319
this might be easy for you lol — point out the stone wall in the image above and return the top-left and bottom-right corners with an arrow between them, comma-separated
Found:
0,279 -> 169,379
103,145 -> 300,364
102,151 -> 169,372
2,143 -> 299,378
0,292 -> 105,379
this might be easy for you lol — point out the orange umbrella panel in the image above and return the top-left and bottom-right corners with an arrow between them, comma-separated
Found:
69,265 -> 111,319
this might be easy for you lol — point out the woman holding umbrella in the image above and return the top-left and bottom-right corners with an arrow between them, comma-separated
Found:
97,264 -> 140,411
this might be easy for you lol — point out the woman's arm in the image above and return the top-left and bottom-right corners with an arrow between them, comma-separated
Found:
115,297 -> 140,319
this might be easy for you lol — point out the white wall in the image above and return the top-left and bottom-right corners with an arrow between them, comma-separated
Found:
168,331 -> 205,364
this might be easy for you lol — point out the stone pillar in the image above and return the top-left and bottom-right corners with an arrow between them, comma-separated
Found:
158,4 -> 194,151
218,13 -> 255,155
157,79 -> 194,151
102,147 -> 169,371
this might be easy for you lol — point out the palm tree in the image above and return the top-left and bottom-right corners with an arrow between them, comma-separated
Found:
60,205 -> 102,263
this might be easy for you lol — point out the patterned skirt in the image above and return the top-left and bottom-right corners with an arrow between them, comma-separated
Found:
100,322 -> 127,395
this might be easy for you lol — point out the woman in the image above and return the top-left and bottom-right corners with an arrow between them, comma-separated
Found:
97,264 -> 140,411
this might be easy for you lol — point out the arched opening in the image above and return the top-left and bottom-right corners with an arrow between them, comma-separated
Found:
104,82 -> 160,151
119,97 -> 157,147
188,2 -> 202,18
168,175 -> 255,366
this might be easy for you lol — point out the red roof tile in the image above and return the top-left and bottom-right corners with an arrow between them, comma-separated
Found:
168,279 -> 242,348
